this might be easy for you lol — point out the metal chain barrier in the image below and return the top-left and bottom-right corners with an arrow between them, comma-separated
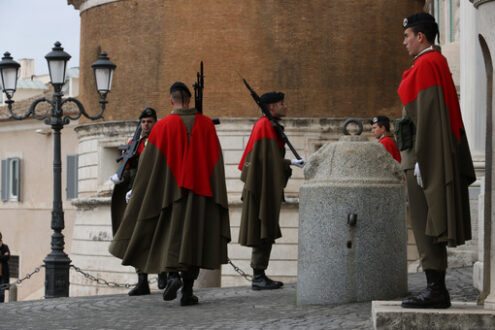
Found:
70,264 -> 156,288
72,261 -> 252,287
73,261 -> 253,286
0,264 -> 44,291
227,258 -> 252,282
0,261 -> 250,291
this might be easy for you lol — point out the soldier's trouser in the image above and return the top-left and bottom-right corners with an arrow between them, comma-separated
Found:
0,278 -> 7,303
405,170 -> 447,271
181,266 -> 200,281
250,240 -> 273,270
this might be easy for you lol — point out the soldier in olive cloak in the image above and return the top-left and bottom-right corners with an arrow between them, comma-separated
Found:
110,108 -> 167,296
109,82 -> 230,306
238,92 -> 305,290
370,115 -> 401,163
398,13 -> 475,309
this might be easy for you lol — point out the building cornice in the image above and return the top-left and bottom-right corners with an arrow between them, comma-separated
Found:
68,0 -> 123,13
74,117 -> 374,137
470,0 -> 495,8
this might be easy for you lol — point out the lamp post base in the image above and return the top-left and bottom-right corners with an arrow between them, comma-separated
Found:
44,252 -> 71,298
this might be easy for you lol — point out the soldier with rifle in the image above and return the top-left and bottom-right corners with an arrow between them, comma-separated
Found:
109,62 -> 231,306
110,107 -> 167,295
238,82 -> 305,290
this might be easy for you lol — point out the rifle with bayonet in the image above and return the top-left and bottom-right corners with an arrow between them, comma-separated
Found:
115,120 -> 143,181
193,62 -> 220,125
240,76 -> 301,160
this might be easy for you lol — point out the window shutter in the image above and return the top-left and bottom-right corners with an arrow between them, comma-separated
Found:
11,158 -> 20,201
66,154 -> 78,200
1,159 -> 8,202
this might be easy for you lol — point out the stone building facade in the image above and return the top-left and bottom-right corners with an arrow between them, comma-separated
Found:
0,90 -> 79,301
0,57 -> 80,301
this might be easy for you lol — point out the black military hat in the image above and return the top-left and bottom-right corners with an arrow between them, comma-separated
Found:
170,81 -> 192,97
139,107 -> 157,121
403,12 -> 436,30
370,115 -> 390,125
260,91 -> 284,105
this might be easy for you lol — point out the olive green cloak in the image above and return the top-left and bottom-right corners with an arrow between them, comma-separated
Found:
398,50 -> 476,247
109,109 -> 230,272
111,164 -> 138,236
238,116 -> 292,247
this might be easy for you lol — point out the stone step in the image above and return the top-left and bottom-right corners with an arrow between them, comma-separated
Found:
372,301 -> 495,330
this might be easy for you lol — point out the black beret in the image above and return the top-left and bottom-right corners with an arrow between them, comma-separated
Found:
403,12 -> 436,29
370,115 -> 390,125
139,107 -> 157,121
170,81 -> 191,97
260,91 -> 284,105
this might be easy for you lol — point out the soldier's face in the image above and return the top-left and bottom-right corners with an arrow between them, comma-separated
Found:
141,117 -> 156,135
371,123 -> 385,139
403,28 -> 423,57
270,100 -> 288,118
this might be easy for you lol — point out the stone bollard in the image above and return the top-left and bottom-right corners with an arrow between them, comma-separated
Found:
297,135 -> 407,305
8,285 -> 17,302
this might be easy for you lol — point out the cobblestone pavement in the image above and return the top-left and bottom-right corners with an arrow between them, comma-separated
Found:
0,267 -> 479,330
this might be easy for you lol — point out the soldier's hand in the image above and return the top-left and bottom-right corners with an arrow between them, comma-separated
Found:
291,157 -> 306,168
110,173 -> 124,184
414,162 -> 424,188
125,190 -> 132,204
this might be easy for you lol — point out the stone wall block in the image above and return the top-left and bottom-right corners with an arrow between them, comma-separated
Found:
78,139 -> 98,154
223,150 -> 244,165
218,135 -> 244,150
78,152 -> 98,167
77,178 -> 98,195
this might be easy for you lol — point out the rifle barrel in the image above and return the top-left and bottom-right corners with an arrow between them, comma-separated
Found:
115,122 -> 142,179
240,77 -> 301,160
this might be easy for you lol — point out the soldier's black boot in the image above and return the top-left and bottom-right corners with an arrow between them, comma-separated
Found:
157,272 -> 167,290
128,273 -> 151,296
252,269 -> 283,290
401,270 -> 451,308
180,279 -> 199,306
163,272 -> 182,301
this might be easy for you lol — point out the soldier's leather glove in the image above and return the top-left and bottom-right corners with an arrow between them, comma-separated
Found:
291,158 -> 306,168
110,173 -> 124,184
125,190 -> 132,204
414,162 -> 424,188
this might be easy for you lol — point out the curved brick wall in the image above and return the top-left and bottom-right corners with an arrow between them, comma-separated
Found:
77,0 -> 425,122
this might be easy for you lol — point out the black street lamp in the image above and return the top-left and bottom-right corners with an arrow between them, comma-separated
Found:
0,41 -> 116,298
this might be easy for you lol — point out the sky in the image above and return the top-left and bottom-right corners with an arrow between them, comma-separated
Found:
0,0 -> 80,75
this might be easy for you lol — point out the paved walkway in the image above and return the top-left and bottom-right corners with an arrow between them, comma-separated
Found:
0,267 -> 479,329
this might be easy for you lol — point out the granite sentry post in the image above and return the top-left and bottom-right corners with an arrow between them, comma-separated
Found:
297,135 -> 407,305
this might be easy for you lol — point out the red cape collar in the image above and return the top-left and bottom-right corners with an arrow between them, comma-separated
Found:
397,51 -> 464,141
238,116 -> 285,171
148,113 -> 220,196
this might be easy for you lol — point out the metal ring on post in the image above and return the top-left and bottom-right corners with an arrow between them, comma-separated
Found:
342,118 -> 363,136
